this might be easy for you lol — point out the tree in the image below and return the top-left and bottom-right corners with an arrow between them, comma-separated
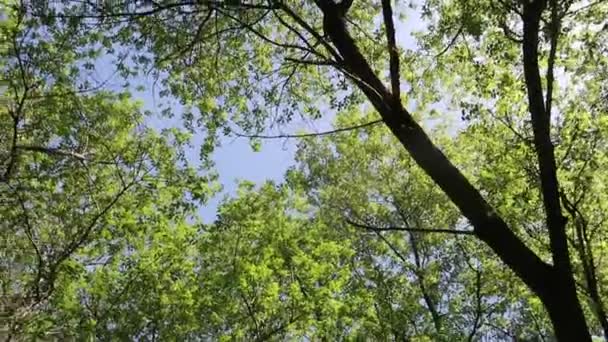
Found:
3,0 -> 608,340
0,2 -> 215,338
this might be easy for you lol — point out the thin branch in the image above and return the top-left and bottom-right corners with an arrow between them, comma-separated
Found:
272,7 -> 325,59
284,57 -> 336,66
234,119 -> 383,139
255,313 -> 305,342
372,229 -> 409,265
240,291 -> 261,339
545,0 -> 560,118
14,144 -> 118,165
40,0 -> 277,19
2,27 -> 32,182
500,21 -> 523,43
561,191 -> 608,338
2,113 -> 20,182
278,2 -> 341,61
467,267 -> 483,341
381,0 -> 401,100
435,24 -> 463,58
153,8 -> 214,68
216,7 -> 317,55
54,179 -> 136,267
15,145 -> 88,161
496,0 -> 523,16
346,219 -> 475,235
408,231 -> 443,333
16,190 -> 45,302
558,121 -> 580,168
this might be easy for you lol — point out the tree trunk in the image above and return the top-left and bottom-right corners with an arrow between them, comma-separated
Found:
315,2 -> 592,340
541,275 -> 593,341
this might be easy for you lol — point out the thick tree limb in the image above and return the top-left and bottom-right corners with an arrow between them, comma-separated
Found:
522,0 -> 590,337
523,0 -> 568,267
14,145 -> 115,165
561,192 -> 608,339
380,0 -> 401,100
279,2 -> 341,61
315,0 -> 554,305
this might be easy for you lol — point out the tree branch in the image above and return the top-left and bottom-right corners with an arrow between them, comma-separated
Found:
408,231 -> 443,333
217,7 -> 319,56
14,145 -> 114,165
284,57 -> 336,66
346,218 -> 475,235
53,177 -> 136,270
467,261 -> 483,341
16,190 -> 45,302
38,0 -> 277,19
381,0 -> 401,100
561,191 -> 608,339
234,119 -> 383,139
15,145 -> 88,161
2,113 -> 20,182
545,0 -> 560,119
522,0 -> 571,270
435,24 -> 463,58
279,2 -> 341,61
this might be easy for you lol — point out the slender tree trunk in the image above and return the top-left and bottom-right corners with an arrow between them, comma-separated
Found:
520,0 -> 591,339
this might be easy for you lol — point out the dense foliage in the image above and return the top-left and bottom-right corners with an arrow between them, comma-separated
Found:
1,0 -> 607,340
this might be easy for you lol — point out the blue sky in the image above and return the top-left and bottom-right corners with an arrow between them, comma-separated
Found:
92,4 -> 426,222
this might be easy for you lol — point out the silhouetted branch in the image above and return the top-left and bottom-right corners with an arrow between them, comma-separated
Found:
545,0 -> 560,118
14,145 -> 115,165
435,24 -> 463,57
35,0 -> 277,19
381,0 -> 400,100
234,119 -> 383,139
346,218 -> 475,235
284,57 -> 336,66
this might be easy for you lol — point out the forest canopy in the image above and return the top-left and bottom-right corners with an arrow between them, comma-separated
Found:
1,0 -> 608,340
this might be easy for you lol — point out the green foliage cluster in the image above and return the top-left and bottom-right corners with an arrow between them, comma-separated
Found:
1,0 -> 607,340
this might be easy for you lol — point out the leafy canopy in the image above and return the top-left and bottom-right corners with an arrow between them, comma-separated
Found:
1,0 -> 608,340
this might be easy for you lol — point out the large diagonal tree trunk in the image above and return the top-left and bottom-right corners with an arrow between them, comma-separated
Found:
314,0 -> 591,340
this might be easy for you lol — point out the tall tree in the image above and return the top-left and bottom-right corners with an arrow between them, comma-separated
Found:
0,2 -> 215,338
